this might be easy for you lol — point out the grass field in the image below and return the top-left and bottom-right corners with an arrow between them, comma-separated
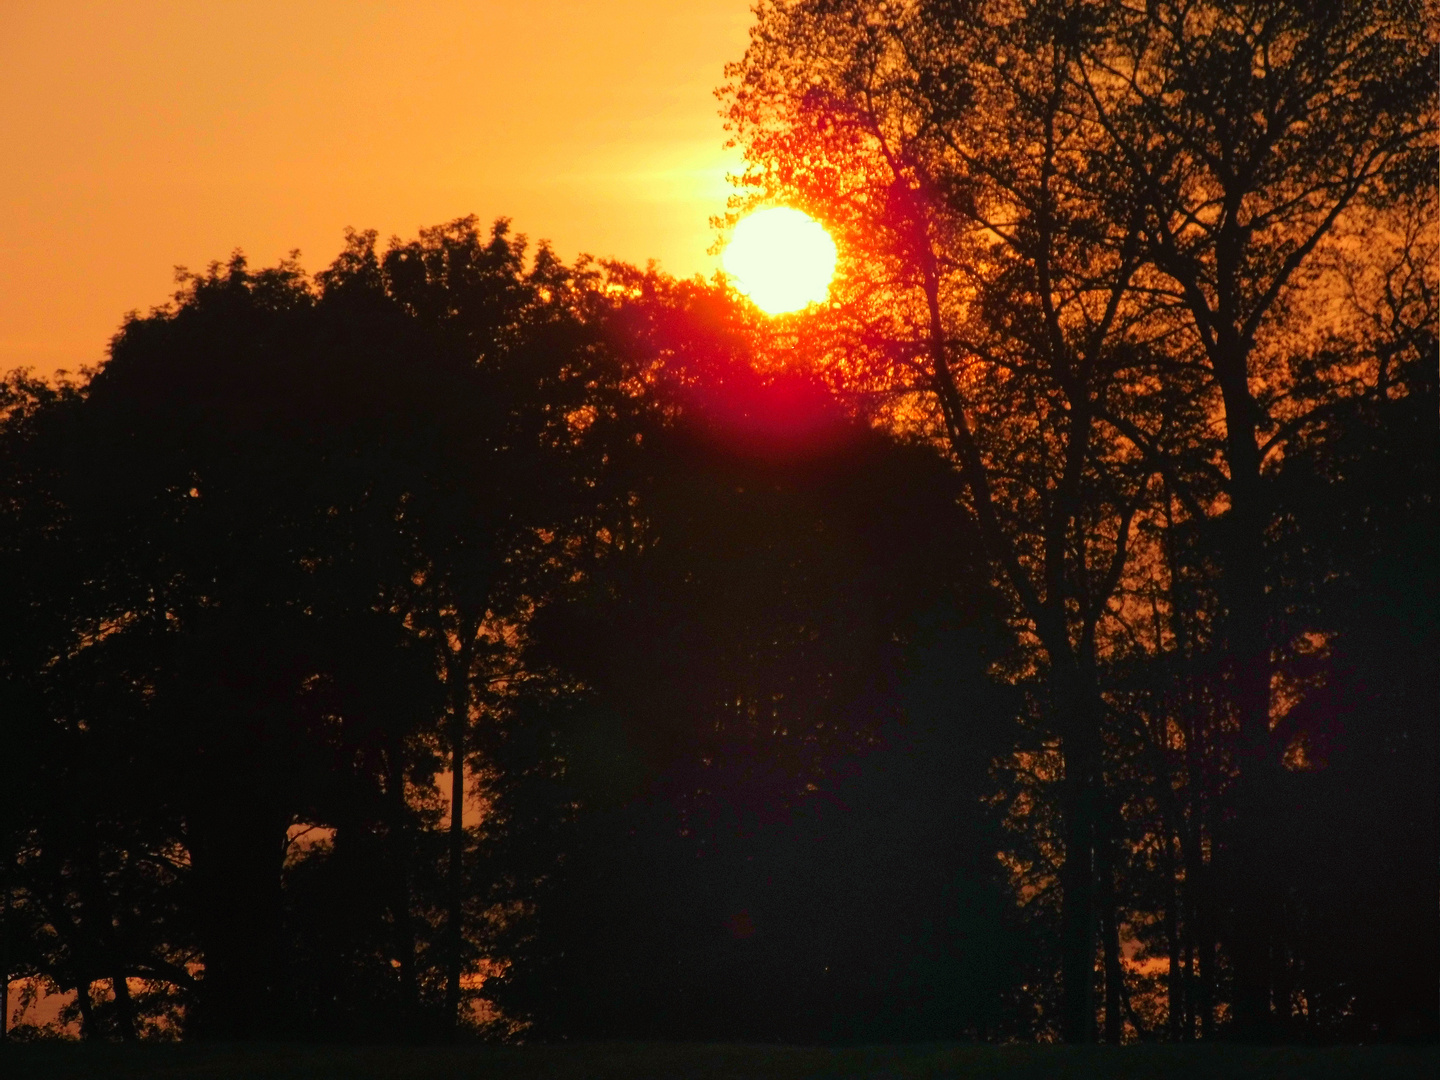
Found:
1,1041 -> 1435,1080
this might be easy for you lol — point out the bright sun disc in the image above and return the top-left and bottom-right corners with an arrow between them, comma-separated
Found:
723,207 -> 837,315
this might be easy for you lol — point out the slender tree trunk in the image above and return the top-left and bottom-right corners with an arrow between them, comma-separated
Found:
1099,826 -> 1124,1044
918,229 -> 1112,1046
387,750 -> 419,1037
445,714 -> 465,1035
1185,824 -> 1216,1040
74,978 -> 96,1040
1163,834 -> 1183,1041
110,972 -> 136,1041
1213,344 -> 1277,1041
444,635 -> 474,1038
1058,669 -> 1101,1045
1161,490 -> 1198,1042
1059,781 -> 1096,1043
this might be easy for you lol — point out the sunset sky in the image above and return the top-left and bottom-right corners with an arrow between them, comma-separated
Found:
1,0 -> 753,377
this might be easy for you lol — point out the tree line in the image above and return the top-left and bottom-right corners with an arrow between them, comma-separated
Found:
0,220 -> 1026,1042
0,0 -> 1436,1045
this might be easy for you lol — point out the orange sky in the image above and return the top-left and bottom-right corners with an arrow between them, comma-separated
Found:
0,1 -> 754,377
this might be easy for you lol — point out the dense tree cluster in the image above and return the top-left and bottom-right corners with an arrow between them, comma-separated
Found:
0,219 -> 635,1039
0,223 -> 1027,1042
721,0 -> 1435,1043
0,0 -> 1434,1047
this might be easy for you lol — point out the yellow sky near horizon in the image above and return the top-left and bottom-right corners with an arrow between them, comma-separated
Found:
0,0 -> 754,377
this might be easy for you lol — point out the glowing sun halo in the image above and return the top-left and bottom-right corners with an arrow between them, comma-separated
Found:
722,207 -> 837,315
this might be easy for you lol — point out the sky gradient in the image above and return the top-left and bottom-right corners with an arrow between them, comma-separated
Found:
1,0 -> 753,376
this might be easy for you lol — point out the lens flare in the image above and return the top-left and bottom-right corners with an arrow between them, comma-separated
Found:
722,207 -> 837,315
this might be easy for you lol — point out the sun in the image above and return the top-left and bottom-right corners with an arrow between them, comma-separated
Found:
722,207 -> 838,315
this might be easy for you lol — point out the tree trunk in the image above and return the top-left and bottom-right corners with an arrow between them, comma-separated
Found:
444,635 -> 474,1037
919,228 -> 1109,1046
1099,828 -> 1124,1044
74,978 -> 95,1040
1213,345 -> 1277,1041
445,713 -> 465,1035
1059,783 -> 1096,1043
1058,672 -> 1101,1044
1161,490 -> 1199,1042
110,972 -> 137,1041
1186,825 -> 1216,1040
387,748 -> 419,1036
1163,835 -> 1183,1041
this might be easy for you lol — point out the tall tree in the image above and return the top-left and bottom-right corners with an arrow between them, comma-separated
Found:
1069,0 -> 1435,1035
337,218 -> 628,1033
722,0 -> 1178,1039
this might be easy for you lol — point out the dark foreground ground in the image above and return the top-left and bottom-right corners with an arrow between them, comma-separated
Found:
1,1042 -> 1436,1080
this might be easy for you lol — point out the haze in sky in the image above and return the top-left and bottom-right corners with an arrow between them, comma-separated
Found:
0,1 -> 753,377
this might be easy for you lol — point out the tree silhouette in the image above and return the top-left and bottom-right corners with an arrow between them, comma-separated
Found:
478,270 -> 1025,1041
721,0 -> 1436,1043
1067,2 -> 1435,1034
723,0 -> 1182,1040
0,222 -> 630,1039
0,150 -> 1433,1044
